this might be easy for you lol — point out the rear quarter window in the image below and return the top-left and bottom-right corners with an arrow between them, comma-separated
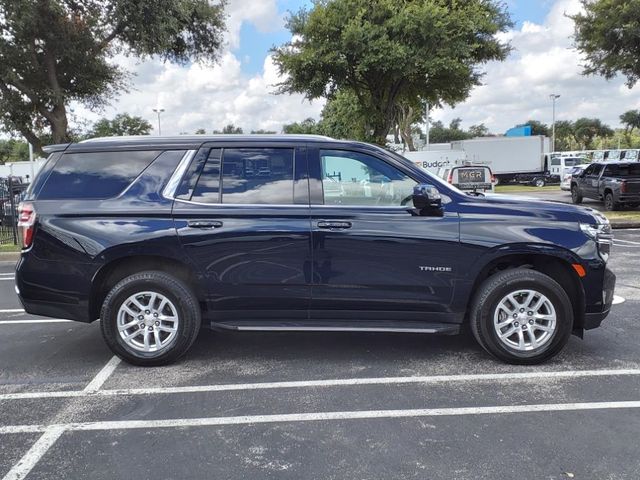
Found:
37,150 -> 161,200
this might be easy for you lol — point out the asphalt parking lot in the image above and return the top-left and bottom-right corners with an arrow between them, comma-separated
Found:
1,230 -> 640,480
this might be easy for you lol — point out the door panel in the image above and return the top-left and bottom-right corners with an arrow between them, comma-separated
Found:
310,206 -> 461,317
307,147 -> 462,320
172,145 -> 311,320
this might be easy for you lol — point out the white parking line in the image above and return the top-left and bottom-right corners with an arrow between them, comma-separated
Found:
3,400 -> 640,437
613,238 -> 640,245
0,319 -> 72,325
1,356 -> 122,480
83,356 -> 121,393
613,295 -> 626,305
1,426 -> 65,480
2,368 -> 640,401
0,309 -> 24,313
0,278 -> 16,281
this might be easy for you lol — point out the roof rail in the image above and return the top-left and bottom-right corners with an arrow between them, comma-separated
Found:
42,143 -> 70,154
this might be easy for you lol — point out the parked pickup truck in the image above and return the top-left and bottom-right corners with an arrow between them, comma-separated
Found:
571,162 -> 640,211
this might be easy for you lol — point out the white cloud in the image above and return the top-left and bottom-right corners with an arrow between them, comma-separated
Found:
71,0 -> 320,135
432,0 -> 640,134
71,0 -> 640,139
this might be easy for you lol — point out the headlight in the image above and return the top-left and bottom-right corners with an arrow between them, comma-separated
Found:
580,221 -> 613,260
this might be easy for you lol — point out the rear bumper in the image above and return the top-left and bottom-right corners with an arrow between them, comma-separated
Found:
583,267 -> 616,330
617,194 -> 640,203
15,254 -> 93,323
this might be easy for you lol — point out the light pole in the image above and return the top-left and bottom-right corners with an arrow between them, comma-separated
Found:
153,108 -> 165,136
549,94 -> 560,152
424,101 -> 430,150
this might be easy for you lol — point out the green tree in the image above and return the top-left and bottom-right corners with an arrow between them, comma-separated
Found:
573,0 -> 640,87
251,129 -> 277,134
468,124 -> 490,138
90,113 -> 152,137
194,128 -> 207,135
319,90 -> 369,141
213,124 -> 243,134
620,110 -> 640,134
428,119 -> 473,143
283,118 -> 322,135
0,138 -> 29,164
272,0 -> 511,146
573,118 -> 613,149
554,120 -> 576,151
0,0 -> 226,153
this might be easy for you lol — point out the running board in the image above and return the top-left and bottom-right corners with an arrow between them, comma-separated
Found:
209,320 -> 460,335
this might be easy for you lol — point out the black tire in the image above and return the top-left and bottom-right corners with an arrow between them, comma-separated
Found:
571,185 -> 582,204
100,271 -> 201,366
534,178 -> 546,188
604,192 -> 619,211
469,268 -> 573,365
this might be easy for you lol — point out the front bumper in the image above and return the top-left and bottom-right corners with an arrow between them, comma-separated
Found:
583,267 -> 616,330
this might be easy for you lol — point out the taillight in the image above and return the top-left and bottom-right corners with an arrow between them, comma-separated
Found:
447,172 -> 453,184
621,181 -> 627,193
17,202 -> 36,249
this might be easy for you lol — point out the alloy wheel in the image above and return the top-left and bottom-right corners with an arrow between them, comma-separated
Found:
117,291 -> 179,353
493,289 -> 557,351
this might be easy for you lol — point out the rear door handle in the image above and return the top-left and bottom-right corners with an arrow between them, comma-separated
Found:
317,221 -> 352,229
187,220 -> 223,229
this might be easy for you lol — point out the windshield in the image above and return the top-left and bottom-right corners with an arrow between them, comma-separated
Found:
604,163 -> 640,177
564,158 -> 586,166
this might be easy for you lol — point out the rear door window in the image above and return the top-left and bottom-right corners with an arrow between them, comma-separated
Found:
38,150 -> 161,200
191,148 -> 295,204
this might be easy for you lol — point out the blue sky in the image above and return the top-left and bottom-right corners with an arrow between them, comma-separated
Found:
95,0 -> 640,135
232,0 -> 555,76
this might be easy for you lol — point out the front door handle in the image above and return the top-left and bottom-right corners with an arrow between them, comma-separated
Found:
317,221 -> 352,229
187,220 -> 223,229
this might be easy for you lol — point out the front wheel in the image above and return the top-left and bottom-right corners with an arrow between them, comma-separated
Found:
571,185 -> 583,204
100,271 -> 201,366
470,268 -> 573,365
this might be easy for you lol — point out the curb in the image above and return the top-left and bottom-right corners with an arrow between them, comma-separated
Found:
611,222 -> 640,230
0,252 -> 20,262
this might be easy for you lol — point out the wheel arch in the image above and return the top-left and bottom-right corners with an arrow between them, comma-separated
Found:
466,250 -> 586,333
90,255 -> 205,321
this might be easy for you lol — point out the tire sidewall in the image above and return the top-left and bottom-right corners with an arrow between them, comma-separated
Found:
475,274 -> 573,363
101,273 -> 200,365
571,186 -> 581,203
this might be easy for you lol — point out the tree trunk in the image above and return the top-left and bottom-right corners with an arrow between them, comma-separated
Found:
49,107 -> 70,144
397,104 -> 416,151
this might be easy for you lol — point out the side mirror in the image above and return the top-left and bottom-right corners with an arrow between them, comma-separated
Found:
412,184 -> 442,210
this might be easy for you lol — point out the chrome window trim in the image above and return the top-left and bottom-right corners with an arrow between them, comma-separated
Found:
163,150 -> 197,200
173,198 -> 310,208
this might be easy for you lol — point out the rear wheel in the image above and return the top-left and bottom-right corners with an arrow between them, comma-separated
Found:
571,185 -> 582,204
534,178 -> 546,188
470,268 -> 573,365
100,271 -> 201,366
604,192 -> 619,211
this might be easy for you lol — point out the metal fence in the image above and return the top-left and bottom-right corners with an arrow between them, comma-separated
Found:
0,177 -> 29,246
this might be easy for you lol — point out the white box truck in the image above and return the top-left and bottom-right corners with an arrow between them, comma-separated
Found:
402,149 -> 467,173
450,136 -> 552,186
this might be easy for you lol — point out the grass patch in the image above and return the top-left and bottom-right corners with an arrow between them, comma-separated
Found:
603,211 -> 640,223
0,243 -> 20,253
495,185 -> 560,193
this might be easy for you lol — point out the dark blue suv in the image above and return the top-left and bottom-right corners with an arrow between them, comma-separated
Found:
15,135 -> 616,366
